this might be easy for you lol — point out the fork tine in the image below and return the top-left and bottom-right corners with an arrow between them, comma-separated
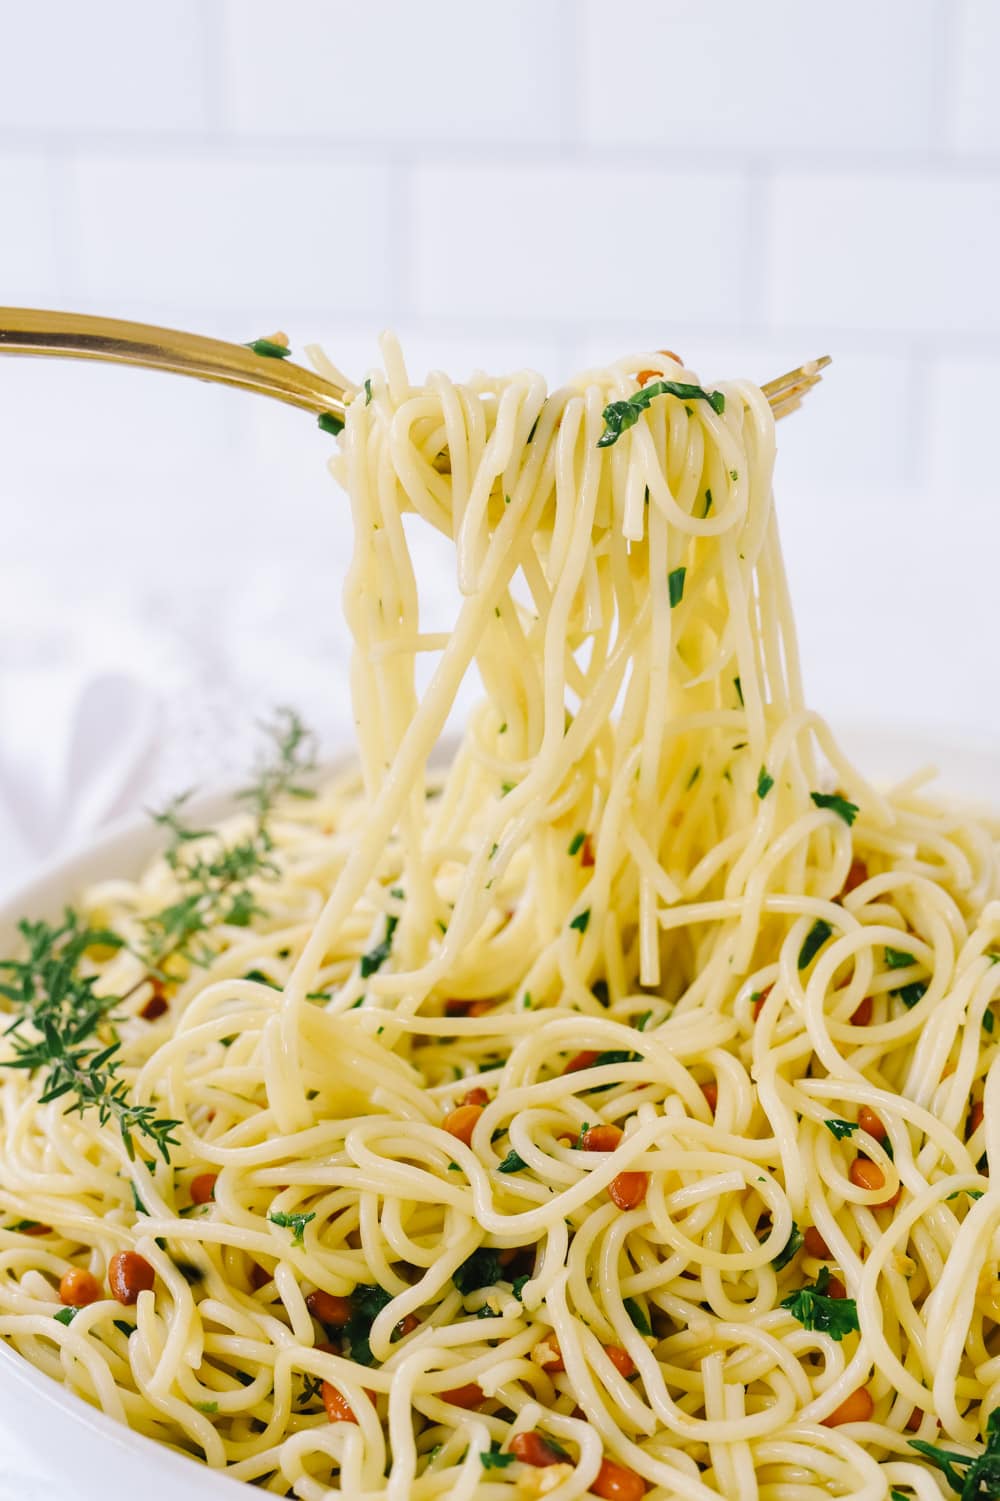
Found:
762,355 -> 831,406
769,374 -> 824,415
769,394 -> 805,421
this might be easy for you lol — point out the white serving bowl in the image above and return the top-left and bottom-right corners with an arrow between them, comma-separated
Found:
0,725 -> 996,1501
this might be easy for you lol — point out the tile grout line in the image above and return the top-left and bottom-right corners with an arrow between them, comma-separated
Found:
6,129 -> 1000,180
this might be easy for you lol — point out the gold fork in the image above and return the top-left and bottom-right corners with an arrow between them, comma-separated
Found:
0,307 -> 830,428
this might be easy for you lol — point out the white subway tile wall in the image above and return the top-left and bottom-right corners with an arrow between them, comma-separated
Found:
221,0 -> 568,145
0,1 -> 212,134
1,0 -> 999,763
582,1 -> 941,154
69,155 -> 392,310
412,163 -> 750,323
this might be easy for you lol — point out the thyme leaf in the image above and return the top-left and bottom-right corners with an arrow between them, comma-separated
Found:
0,912 -> 180,1161
142,711 -> 316,969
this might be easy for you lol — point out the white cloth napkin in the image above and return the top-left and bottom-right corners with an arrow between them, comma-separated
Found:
0,669 -> 160,899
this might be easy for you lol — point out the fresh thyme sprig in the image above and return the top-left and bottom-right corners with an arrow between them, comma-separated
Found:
0,911 -> 180,1161
141,825 -> 277,963
237,707 -> 318,828
142,709 -> 317,968
0,712 -> 317,1165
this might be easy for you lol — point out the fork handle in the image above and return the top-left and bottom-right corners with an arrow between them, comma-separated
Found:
0,308 -> 347,419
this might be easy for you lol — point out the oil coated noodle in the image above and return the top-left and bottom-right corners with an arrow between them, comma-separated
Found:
3,339 -> 1000,1501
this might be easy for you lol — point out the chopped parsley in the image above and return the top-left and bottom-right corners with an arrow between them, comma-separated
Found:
53,1306 -> 78,1326
481,1447 -> 515,1470
824,1119 -> 860,1141
810,791 -> 859,826
668,567 -> 686,607
568,831 -> 586,856
896,981 -> 927,1009
597,381 -> 725,448
623,1295 -> 652,1335
245,336 -> 291,359
798,919 -> 833,970
364,377 -> 373,405
512,1273 -> 531,1301
342,1284 -> 393,1366
884,946 -> 915,970
268,1209 -> 315,1248
779,1265 -> 859,1340
497,1150 -> 527,1174
360,913 -> 399,979
734,676 -> 744,706
453,1247 -> 504,1295
194,1401 -> 218,1414
910,1406 -> 1000,1500
986,1010 -> 996,1036
570,909 -> 591,934
244,968 -> 280,987
585,1048 -> 641,1093
757,766 -> 774,799
318,412 -> 345,437
771,1222 -> 804,1271
593,1048 -> 639,1069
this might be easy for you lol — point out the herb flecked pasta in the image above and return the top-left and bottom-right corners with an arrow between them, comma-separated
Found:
2,338 -> 1000,1501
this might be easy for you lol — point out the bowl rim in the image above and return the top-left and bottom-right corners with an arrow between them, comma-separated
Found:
0,723 -> 997,1490
0,777 -> 261,1498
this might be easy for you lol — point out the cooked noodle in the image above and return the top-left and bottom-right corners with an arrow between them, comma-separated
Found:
2,337 -> 1000,1501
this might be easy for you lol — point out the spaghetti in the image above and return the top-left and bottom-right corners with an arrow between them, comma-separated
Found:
2,338 -> 1000,1501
